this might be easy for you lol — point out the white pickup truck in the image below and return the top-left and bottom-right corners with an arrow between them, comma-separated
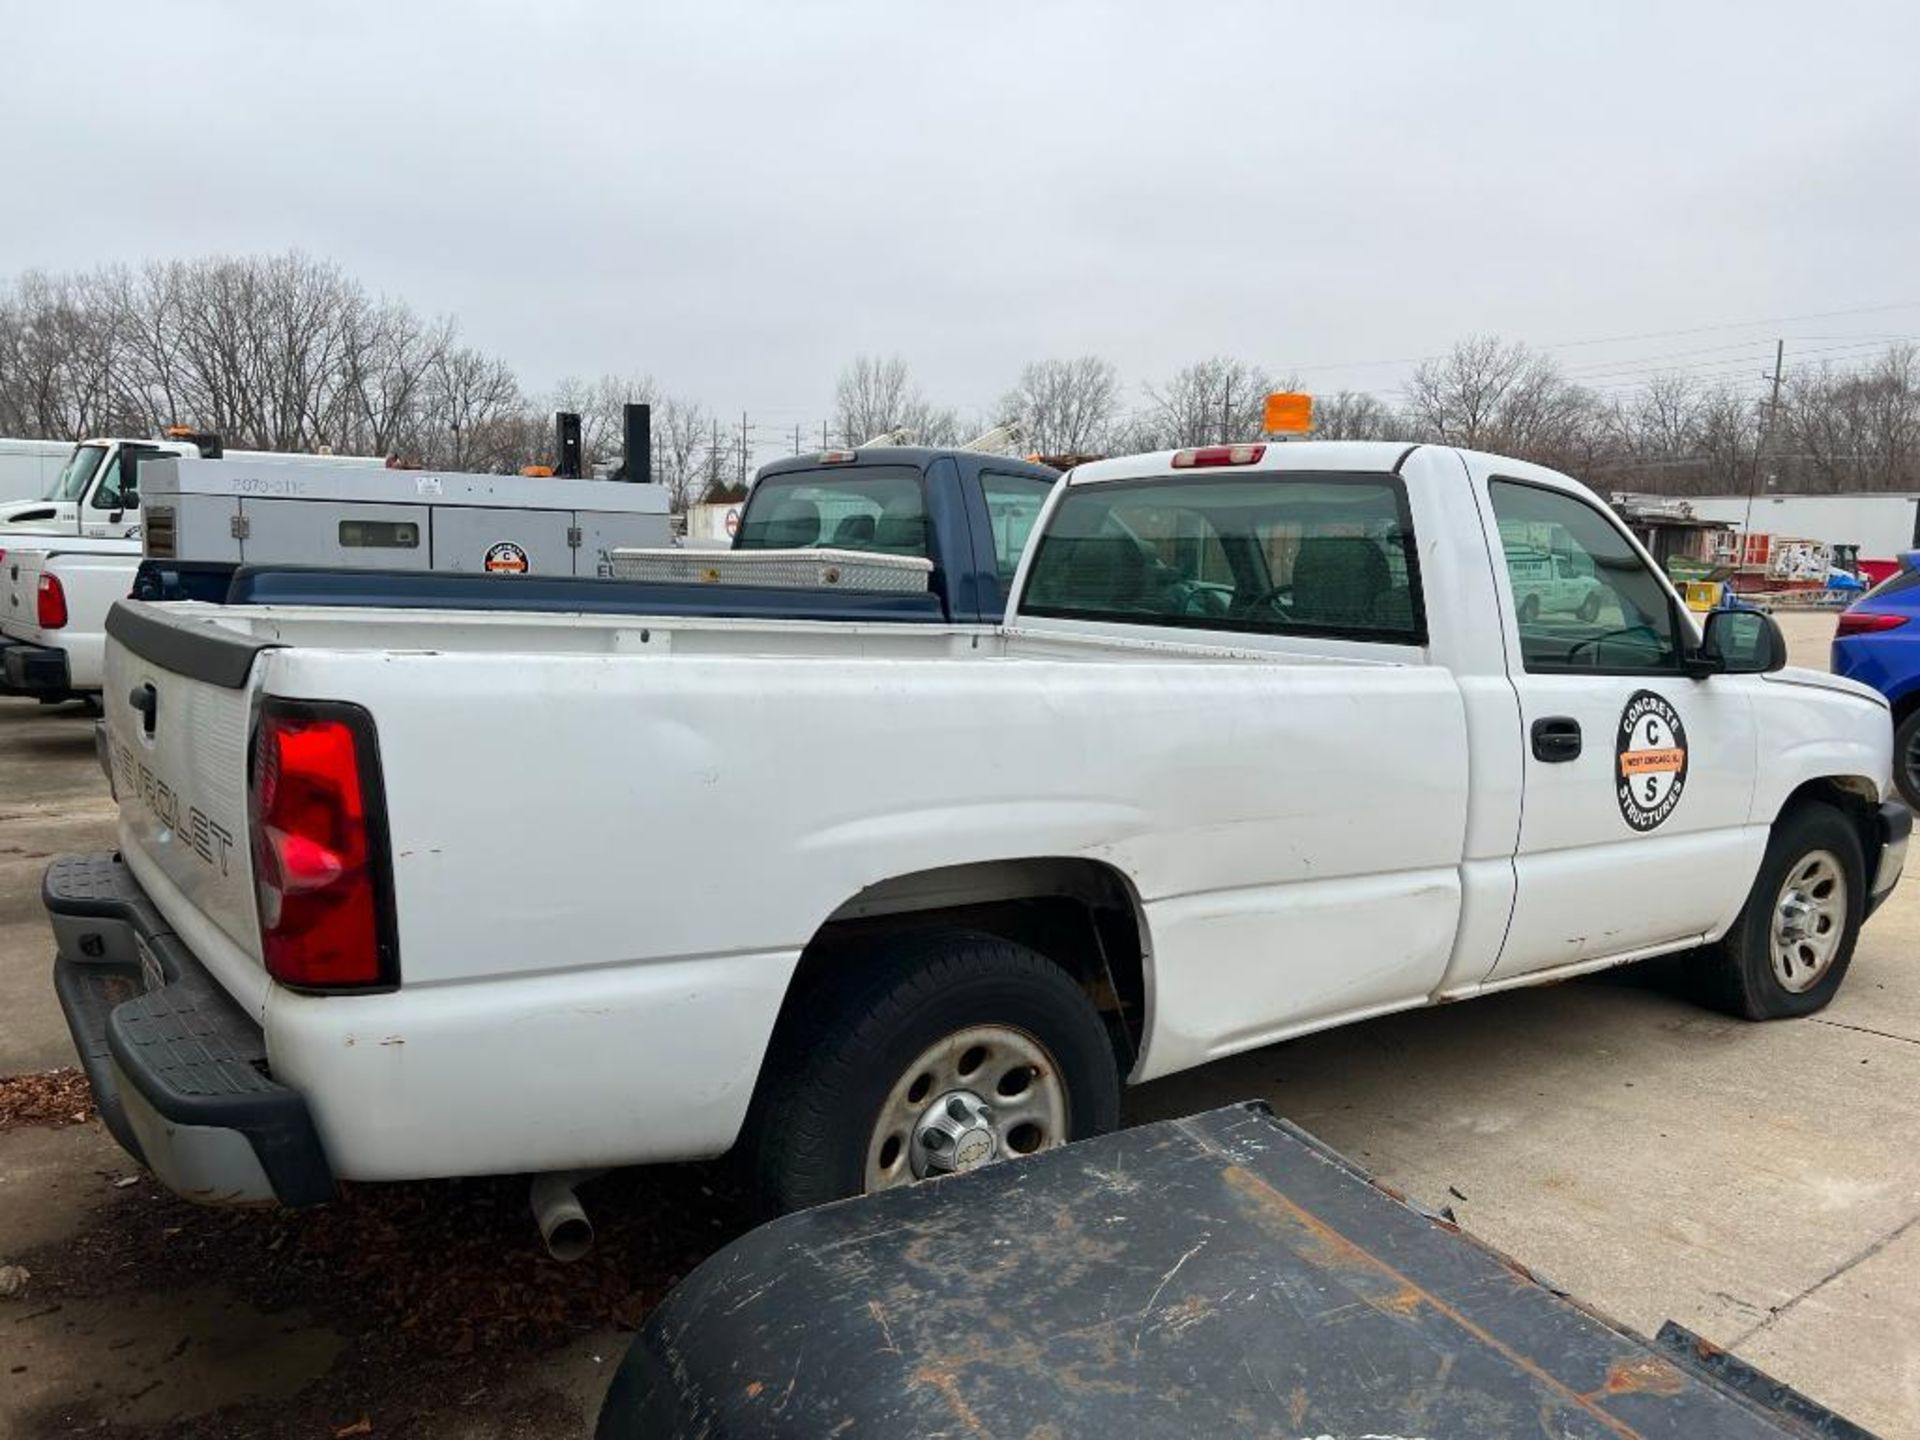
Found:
48,440 -> 1909,1229
0,538 -> 142,703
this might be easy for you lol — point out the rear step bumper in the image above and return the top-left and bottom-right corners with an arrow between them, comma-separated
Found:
46,853 -> 335,1207
0,637 -> 74,699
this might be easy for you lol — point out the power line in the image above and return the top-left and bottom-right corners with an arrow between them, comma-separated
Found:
1282,300 -> 1920,376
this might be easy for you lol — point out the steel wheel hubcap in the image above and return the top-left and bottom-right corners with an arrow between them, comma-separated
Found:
865,1025 -> 1068,1192
1770,849 -> 1847,993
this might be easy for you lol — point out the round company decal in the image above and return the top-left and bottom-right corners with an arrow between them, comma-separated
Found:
1616,690 -> 1688,831
483,541 -> 529,574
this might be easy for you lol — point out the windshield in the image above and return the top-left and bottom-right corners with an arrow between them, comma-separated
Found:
734,466 -> 928,557
43,444 -> 106,502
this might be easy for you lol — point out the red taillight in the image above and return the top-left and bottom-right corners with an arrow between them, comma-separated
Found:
1170,444 -> 1267,469
1836,611 -> 1908,637
249,702 -> 396,990
36,573 -> 67,628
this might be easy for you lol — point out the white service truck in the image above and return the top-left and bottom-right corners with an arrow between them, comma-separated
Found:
0,431 -> 385,538
1,454 -> 673,705
48,440 -> 1908,1235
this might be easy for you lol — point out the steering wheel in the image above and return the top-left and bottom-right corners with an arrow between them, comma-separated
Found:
1232,583 -> 1293,616
1566,623 -> 1660,665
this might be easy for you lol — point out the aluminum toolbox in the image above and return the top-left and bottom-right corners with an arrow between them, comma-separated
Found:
139,457 -> 671,577
609,545 -> 933,593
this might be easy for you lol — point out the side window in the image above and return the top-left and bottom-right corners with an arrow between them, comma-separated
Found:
90,453 -> 132,510
1021,472 -> 1424,643
1489,479 -> 1678,673
979,472 -> 1055,588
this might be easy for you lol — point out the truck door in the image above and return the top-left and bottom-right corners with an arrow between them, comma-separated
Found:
79,445 -> 153,539
1480,472 -> 1761,981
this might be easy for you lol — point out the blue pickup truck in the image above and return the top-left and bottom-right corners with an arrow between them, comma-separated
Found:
132,447 -> 1061,622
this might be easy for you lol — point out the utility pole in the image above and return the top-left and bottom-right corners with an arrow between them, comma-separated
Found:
738,411 -> 755,491
793,422 -> 803,455
709,417 -> 722,497
1739,339 -> 1787,568
1220,376 -> 1233,444
820,420 -> 830,451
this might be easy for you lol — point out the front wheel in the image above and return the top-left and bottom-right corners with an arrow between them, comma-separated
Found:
1697,803 -> 1865,1019
1577,591 -> 1602,622
742,930 -> 1121,1215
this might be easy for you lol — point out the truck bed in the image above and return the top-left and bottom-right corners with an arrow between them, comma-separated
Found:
598,1103 -> 1869,1439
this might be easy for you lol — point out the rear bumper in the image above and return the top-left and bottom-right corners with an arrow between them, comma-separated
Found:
1869,801 -> 1910,918
0,637 -> 74,698
46,852 -> 334,1206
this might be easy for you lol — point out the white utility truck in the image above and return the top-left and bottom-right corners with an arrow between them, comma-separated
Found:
1,455 -> 672,705
0,430 -> 386,539
48,440 -> 1908,1238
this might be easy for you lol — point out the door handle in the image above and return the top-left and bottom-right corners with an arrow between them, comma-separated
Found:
1531,716 -> 1582,762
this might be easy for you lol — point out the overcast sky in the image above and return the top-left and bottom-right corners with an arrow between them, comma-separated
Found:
6,0 -> 1919,457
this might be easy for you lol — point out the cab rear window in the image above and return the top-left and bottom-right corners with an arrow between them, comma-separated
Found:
734,467 -> 927,557
1020,472 -> 1424,644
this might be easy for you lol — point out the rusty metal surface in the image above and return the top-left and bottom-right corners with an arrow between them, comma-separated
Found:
597,1104 -> 1871,1439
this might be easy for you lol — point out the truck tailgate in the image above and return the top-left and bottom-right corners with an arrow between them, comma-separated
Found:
1,546 -> 45,639
102,601 -> 267,966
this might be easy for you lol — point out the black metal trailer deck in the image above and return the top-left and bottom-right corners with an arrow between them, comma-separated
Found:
598,1103 -> 1868,1439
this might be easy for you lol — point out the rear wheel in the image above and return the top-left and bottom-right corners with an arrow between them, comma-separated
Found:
1519,594 -> 1540,623
1577,591 -> 1602,622
742,929 -> 1121,1215
1894,709 -> 1920,810
1697,803 -> 1865,1019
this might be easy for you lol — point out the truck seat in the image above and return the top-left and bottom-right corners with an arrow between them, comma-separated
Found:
1290,537 -> 1388,629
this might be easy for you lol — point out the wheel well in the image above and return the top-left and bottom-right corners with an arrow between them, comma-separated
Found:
1891,691 -> 1920,728
1778,776 -> 1881,864
781,858 -> 1149,1072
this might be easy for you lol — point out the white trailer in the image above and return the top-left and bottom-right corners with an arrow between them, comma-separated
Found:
0,438 -> 80,504
140,456 -> 671,576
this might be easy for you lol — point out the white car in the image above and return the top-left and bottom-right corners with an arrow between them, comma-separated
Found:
48,440 -> 1908,1227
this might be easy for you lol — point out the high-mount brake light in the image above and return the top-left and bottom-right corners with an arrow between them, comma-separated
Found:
249,701 -> 397,990
1170,444 -> 1267,469
1835,611 -> 1908,637
819,449 -> 859,464
36,573 -> 67,629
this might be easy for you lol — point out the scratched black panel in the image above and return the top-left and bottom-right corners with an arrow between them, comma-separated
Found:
596,1104 -> 1871,1440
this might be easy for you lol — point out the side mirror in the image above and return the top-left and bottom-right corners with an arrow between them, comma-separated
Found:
1694,606 -> 1787,676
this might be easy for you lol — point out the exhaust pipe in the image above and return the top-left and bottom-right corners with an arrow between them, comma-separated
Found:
530,1170 -> 600,1262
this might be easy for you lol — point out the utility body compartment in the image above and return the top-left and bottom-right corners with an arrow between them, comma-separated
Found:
139,457 -> 671,577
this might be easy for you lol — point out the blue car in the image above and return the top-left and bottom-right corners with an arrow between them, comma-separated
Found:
1832,551 -> 1920,805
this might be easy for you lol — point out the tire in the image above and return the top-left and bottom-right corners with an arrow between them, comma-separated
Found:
741,929 -> 1122,1215
1577,591 -> 1601,622
1519,594 -> 1540,624
1894,709 -> 1920,811
1697,802 -> 1866,1019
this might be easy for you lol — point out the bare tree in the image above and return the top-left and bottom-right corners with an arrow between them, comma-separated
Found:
1310,390 -> 1401,442
999,356 -> 1119,455
652,395 -> 712,512
832,354 -> 919,444
1138,357 -> 1279,448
